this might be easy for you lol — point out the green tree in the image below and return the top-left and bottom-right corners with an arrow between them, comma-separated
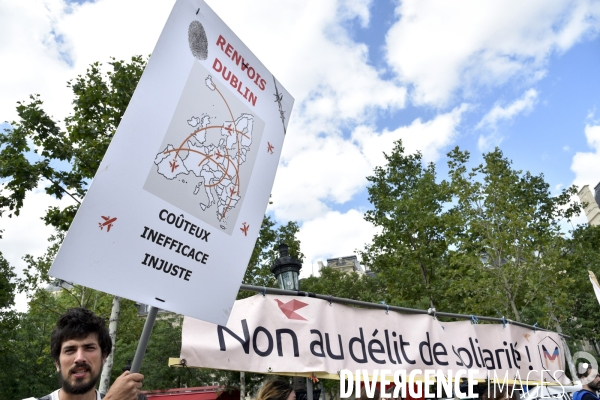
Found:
564,225 -> 600,339
0,307 -> 57,400
360,141 -> 453,310
300,267 -> 383,303
446,147 -> 579,324
0,56 -> 146,232
111,315 -> 215,390
0,253 -> 16,311
0,253 -> 21,400
358,140 -> 581,328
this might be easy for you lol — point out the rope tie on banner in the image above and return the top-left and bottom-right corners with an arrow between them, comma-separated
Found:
196,8 -> 200,15
494,310 -> 507,328
262,286 -> 267,297
328,295 -> 333,306
471,315 -> 479,324
533,322 -> 538,332
380,301 -> 389,314
427,307 -> 437,319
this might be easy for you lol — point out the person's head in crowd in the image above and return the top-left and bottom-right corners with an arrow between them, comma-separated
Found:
50,307 -> 112,395
578,362 -> 600,391
257,378 -> 296,400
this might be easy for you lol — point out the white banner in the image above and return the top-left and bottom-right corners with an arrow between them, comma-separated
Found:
180,295 -> 569,384
49,0 -> 293,324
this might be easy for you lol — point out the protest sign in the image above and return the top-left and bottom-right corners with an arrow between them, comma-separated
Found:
49,0 -> 293,324
589,271 -> 600,307
178,295 -> 569,385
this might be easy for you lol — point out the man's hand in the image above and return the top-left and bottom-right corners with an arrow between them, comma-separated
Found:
103,371 -> 144,400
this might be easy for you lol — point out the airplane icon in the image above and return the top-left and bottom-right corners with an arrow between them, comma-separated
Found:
229,187 -> 237,197
267,142 -> 274,154
224,124 -> 233,135
169,159 -> 179,172
215,150 -> 223,160
240,222 -> 249,236
274,93 -> 283,102
274,299 -> 308,320
99,216 -> 117,232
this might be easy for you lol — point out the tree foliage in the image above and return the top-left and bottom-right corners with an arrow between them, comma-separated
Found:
360,141 -> 453,310
0,56 -> 146,233
564,225 -> 600,339
300,267 -> 384,303
357,140 -> 585,330
446,147 -> 579,323
0,253 -> 16,310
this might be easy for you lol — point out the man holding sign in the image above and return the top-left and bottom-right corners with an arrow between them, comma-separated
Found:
37,308 -> 143,400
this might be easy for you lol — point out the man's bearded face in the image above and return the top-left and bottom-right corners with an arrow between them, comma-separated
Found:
57,334 -> 104,395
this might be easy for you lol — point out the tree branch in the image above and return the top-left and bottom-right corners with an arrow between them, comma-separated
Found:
43,176 -> 82,205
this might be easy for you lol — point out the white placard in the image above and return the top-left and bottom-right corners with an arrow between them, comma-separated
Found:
49,0 -> 293,324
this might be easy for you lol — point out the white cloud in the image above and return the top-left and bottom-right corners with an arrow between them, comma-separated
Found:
477,89 -> 538,131
205,0 -> 406,130
477,89 -> 538,151
353,104 -> 468,168
0,0 -> 175,123
385,0 -> 600,107
572,124 -> 600,189
269,105 -> 467,224
0,186 -> 75,312
296,209 -> 378,278
339,0 -> 372,27
586,107 -> 598,123
269,132 -> 372,222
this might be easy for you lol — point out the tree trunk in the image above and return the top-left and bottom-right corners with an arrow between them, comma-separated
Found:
240,371 -> 245,400
99,296 -> 121,394
500,271 -> 521,322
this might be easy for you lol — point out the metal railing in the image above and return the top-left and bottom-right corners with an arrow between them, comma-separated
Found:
239,284 -> 569,338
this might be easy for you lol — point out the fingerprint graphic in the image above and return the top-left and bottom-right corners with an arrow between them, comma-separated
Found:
189,20 -> 208,60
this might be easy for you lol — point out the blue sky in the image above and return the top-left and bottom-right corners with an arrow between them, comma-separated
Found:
1,0 -> 600,311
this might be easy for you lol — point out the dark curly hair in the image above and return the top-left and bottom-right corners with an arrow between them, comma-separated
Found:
50,307 -> 112,363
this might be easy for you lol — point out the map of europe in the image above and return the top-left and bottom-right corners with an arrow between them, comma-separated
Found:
144,61 -> 265,234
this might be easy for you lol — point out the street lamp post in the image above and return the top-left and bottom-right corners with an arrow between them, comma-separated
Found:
271,243 -> 302,291
271,243 -> 315,400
